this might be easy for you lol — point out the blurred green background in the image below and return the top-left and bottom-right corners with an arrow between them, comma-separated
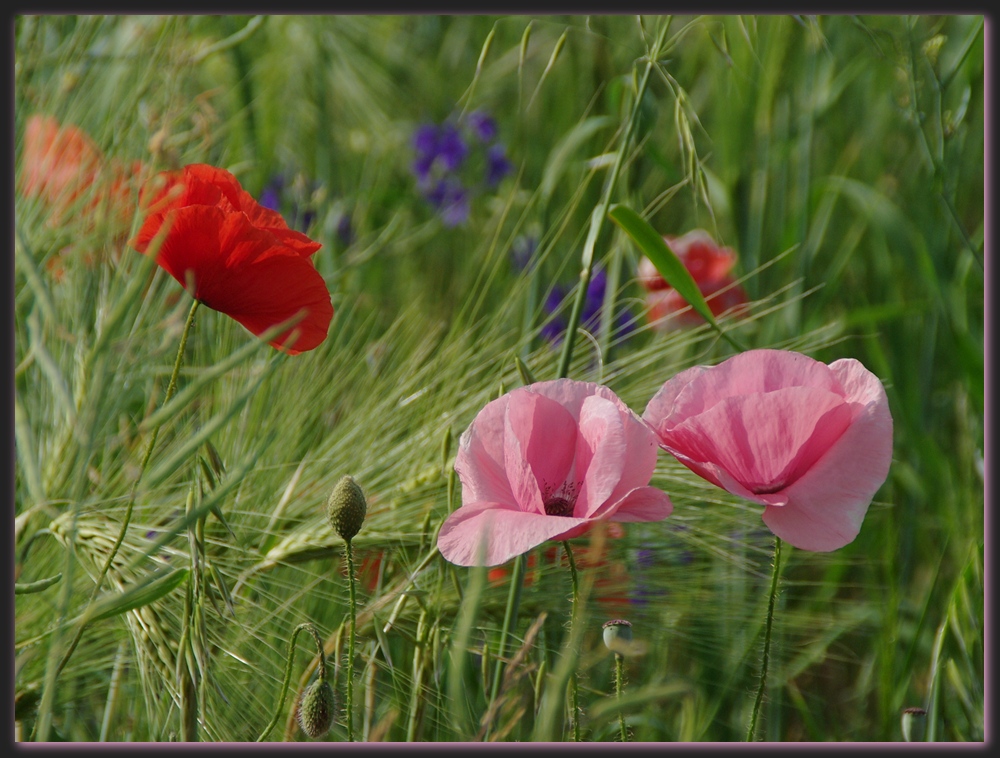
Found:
14,15 -> 983,742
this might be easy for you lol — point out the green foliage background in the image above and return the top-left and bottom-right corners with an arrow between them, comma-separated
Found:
14,15 -> 983,742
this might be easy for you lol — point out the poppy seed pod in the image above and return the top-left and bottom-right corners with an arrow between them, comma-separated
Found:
327,476 -> 367,543
901,707 -> 927,742
297,679 -> 336,740
602,619 -> 633,652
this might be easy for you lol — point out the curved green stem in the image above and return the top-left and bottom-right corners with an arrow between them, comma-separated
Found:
257,622 -> 327,742
37,299 -> 199,741
345,538 -> 358,742
746,536 -> 783,741
563,540 -> 580,742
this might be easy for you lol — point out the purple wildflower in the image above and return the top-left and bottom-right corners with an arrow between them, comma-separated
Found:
467,111 -> 498,142
259,175 -> 284,212
540,284 -> 569,342
437,123 -> 468,171
336,213 -> 353,245
410,113 -> 508,227
541,268 -> 635,343
427,177 -> 470,228
258,173 -> 317,233
485,143 -> 512,188
412,123 -> 442,182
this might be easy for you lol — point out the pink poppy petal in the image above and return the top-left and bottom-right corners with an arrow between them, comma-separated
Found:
645,350 -> 844,433
437,501 -> 591,567
504,389 -> 578,513
590,485 -> 673,522
602,408 -> 661,510
762,368 -> 893,551
455,394 -> 515,506
664,387 -> 852,493
575,395 -> 628,514
664,447 -> 789,507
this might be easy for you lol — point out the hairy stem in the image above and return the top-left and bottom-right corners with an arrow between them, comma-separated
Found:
256,622 -> 326,742
746,536 -> 783,741
615,652 -> 627,742
345,538 -> 358,742
563,540 -> 581,741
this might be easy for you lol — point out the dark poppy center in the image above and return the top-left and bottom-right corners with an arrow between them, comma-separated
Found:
544,497 -> 575,517
751,481 -> 787,495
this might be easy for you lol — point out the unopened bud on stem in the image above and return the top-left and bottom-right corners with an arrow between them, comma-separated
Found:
326,475 -> 367,543
297,679 -> 336,739
901,707 -> 927,742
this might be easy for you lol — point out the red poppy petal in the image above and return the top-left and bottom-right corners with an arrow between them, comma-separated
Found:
201,248 -> 333,354
143,205 -> 229,295
235,187 -> 321,257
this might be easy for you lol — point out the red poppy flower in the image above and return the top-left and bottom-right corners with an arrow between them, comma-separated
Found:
20,114 -> 102,216
19,113 -> 141,234
637,229 -> 749,329
357,549 -> 384,594
130,164 -> 333,354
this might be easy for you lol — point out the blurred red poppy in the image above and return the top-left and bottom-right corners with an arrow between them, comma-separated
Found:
637,229 -> 749,329
356,549 -> 384,594
130,164 -> 333,354
20,113 -> 141,233
485,521 -> 630,616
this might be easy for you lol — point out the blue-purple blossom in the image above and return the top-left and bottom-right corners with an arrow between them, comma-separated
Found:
410,111 -> 510,227
414,123 -> 468,180
336,213 -> 353,246
467,111 -> 498,142
541,267 -> 636,343
258,173 -> 317,233
260,176 -> 283,212
485,143 -> 513,188
426,177 -> 470,228
629,528 -> 692,607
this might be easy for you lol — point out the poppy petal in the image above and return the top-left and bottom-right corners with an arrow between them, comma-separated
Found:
504,390 -> 578,513
437,500 -> 592,567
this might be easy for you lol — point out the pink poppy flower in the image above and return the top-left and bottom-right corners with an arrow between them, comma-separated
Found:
637,229 -> 749,328
642,349 -> 892,551
438,379 -> 673,567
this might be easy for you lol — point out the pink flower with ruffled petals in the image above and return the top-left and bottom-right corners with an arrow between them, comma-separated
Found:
438,379 -> 673,567
642,349 -> 892,552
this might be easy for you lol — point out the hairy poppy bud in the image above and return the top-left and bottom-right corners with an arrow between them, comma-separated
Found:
297,679 -> 336,739
602,619 -> 633,653
901,707 -> 927,742
326,476 -> 367,542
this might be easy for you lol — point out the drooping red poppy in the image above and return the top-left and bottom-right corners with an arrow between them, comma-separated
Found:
637,229 -> 749,329
130,164 -> 333,354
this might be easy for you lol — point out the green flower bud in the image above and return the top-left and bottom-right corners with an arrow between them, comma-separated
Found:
901,707 -> 927,742
297,678 -> 336,740
326,475 -> 367,543
602,619 -> 633,653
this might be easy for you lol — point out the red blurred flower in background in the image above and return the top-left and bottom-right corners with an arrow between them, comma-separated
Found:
20,113 -> 141,233
485,521 -> 632,617
637,229 -> 749,329
130,164 -> 333,354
